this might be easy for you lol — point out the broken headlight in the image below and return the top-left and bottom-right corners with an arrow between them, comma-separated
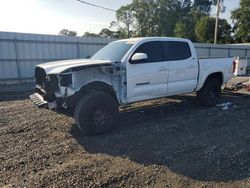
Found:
59,73 -> 72,87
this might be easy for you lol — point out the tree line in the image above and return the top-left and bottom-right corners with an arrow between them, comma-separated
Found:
59,0 -> 250,44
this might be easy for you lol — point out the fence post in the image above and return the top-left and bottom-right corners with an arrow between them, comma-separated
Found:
77,41 -> 80,58
14,38 -> 21,83
246,49 -> 249,68
228,48 -> 231,57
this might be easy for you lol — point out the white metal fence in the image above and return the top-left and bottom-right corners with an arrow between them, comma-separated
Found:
0,31 -> 250,83
194,43 -> 250,61
0,32 -> 114,83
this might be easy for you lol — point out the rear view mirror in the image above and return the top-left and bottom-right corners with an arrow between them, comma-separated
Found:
130,53 -> 148,64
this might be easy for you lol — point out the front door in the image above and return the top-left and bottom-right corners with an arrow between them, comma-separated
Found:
126,41 -> 169,103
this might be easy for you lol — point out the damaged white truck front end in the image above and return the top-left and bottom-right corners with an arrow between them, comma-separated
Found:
30,59 -> 124,109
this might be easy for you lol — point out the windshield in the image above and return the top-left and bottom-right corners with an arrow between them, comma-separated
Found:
91,41 -> 133,62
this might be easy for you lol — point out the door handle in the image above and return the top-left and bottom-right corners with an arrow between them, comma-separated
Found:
188,65 -> 196,69
158,67 -> 168,72
136,82 -> 150,86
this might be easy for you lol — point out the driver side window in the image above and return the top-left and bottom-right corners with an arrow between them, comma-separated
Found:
132,41 -> 164,63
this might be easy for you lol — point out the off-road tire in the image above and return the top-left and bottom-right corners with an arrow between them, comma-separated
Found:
74,92 -> 119,136
197,78 -> 221,107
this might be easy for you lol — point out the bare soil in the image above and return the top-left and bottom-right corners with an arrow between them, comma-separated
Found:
1,89 -> 250,187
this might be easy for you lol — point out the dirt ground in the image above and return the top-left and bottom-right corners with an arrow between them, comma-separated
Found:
1,82 -> 250,187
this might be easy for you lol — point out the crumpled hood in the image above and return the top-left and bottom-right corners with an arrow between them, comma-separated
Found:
37,59 -> 113,74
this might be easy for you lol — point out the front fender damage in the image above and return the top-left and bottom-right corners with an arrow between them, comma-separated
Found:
31,62 -> 123,110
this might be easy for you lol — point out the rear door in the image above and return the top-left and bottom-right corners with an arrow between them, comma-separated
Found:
126,41 -> 169,103
163,41 -> 198,95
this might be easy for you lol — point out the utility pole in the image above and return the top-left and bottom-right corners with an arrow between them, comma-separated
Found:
214,0 -> 221,44
214,0 -> 226,44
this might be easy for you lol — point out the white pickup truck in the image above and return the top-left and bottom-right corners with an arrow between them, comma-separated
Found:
30,37 -> 234,135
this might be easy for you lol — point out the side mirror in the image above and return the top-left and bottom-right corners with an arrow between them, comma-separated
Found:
130,53 -> 148,64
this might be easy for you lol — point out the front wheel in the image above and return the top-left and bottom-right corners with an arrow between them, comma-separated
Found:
197,78 -> 221,107
74,92 -> 119,136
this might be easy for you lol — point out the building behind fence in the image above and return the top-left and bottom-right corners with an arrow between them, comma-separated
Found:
0,31 -> 250,83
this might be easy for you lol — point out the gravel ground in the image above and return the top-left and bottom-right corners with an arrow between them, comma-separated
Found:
1,87 -> 250,187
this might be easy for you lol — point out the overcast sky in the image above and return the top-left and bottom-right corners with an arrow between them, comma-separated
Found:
0,0 -> 240,36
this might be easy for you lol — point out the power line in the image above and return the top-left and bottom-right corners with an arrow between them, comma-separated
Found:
77,0 -> 116,12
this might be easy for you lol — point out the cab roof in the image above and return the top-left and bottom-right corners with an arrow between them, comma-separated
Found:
116,37 -> 191,44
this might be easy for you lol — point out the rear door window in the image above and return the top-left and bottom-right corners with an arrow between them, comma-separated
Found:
163,41 -> 192,61
132,41 -> 164,63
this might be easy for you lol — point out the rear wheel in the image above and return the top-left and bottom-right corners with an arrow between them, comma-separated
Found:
197,78 -> 221,107
74,92 -> 118,136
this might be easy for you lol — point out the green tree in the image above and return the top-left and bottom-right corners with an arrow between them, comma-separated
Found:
157,0 -> 183,37
113,0 -> 215,39
99,28 -> 120,38
195,16 -> 232,43
174,20 -> 196,41
219,19 -> 233,43
115,0 -> 158,37
115,5 -> 134,38
132,0 -> 159,36
192,0 -> 213,17
174,0 -> 195,40
174,0 -> 214,41
231,0 -> 250,43
83,32 -> 100,37
195,17 -> 214,43
115,0 -> 189,37
58,29 -> 77,36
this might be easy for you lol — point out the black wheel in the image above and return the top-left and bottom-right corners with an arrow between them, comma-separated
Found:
197,78 -> 221,107
74,92 -> 119,136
